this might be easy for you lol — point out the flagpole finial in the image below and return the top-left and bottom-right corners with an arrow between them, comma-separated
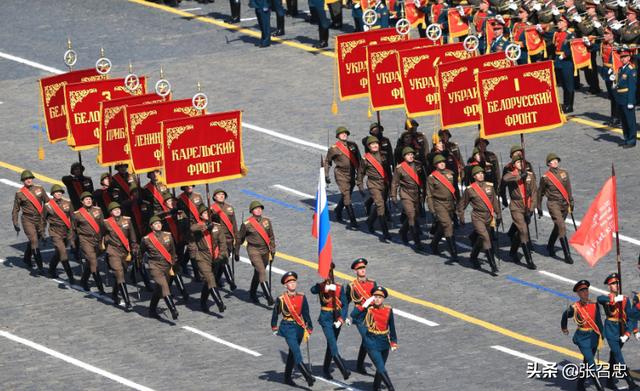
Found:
67,38 -> 72,49
128,61 -> 133,74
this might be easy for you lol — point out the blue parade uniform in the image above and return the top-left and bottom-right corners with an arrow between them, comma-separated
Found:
614,59 -> 638,147
352,0 -> 365,32
345,257 -> 376,373
250,0 -> 272,47
309,0 -> 330,30
373,1 -> 390,29
490,34 -> 510,53
552,28 -> 575,112
599,41 -> 621,126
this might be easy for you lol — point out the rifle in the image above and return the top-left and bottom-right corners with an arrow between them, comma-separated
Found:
520,134 -> 538,240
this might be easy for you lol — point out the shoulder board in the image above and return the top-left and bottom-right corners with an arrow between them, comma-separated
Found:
122,216 -> 131,221
297,292 -> 305,296
486,183 -> 494,187
329,145 -> 337,150
383,304 -> 392,309
244,220 -> 250,225
73,210 -> 80,214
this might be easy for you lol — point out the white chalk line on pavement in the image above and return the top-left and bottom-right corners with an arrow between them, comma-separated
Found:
182,326 -> 262,357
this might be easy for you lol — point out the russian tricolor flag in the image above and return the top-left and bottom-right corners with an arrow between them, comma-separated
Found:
312,166 -> 333,279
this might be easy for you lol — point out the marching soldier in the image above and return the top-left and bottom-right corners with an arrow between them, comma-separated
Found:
309,0 -> 330,48
489,21 -> 511,53
614,47 -> 637,148
473,137 -> 500,188
122,183 -> 153,292
391,147 -> 426,252
554,15 -> 576,113
576,1 -> 603,95
93,173 -> 113,216
357,136 -> 392,242
211,188 -> 238,290
600,26 -> 621,127
310,263 -> 350,381
191,204 -> 227,314
503,155 -> 538,270
457,166 -> 501,274
103,202 -> 137,311
345,258 -> 376,374
109,163 -> 134,200
271,271 -> 315,387
561,280 -> 605,391
141,215 -> 179,320
351,286 -> 397,391
537,153 -> 575,264
44,184 -> 74,283
361,122 -> 394,171
394,118 -> 428,166
61,162 -> 93,210
12,170 -> 48,272
438,129 -> 463,183
325,126 -> 362,229
427,154 -> 458,261
69,192 -> 105,293
159,192 -> 190,301
227,0 -> 241,23
143,169 -> 171,215
176,185 -> 206,280
596,273 -> 638,390
619,6 -> 640,45
250,0 -> 272,48
271,0 -> 286,37
236,201 -> 276,305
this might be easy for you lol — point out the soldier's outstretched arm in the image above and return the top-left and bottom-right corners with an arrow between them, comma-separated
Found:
12,194 -> 21,229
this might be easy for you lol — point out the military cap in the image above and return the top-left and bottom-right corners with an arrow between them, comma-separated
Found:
129,183 -> 139,194
619,47 -> 633,57
474,137 -> 489,146
366,136 -> 379,146
114,163 -> 128,170
213,188 -> 228,198
20,170 -> 35,181
402,147 -> 415,156
438,128 -> 451,137
149,215 -> 162,226
70,162 -> 85,173
405,118 -> 419,130
335,126 -> 350,137
432,154 -> 446,165
492,20 -> 504,28
180,185 -> 194,191
472,147 -> 480,156
107,202 -> 121,213
558,14 -> 570,24
281,271 -> 298,285
249,200 -> 264,212
80,191 -> 93,200
369,122 -> 383,132
100,173 -> 110,182
471,166 -> 485,176
626,5 -> 639,14
146,170 -> 160,179
511,155 -> 523,164
604,273 -> 620,285
509,145 -> 523,156
198,204 -> 208,215
162,192 -> 174,201
583,0 -> 597,8
546,153 -> 561,164
371,285 -> 388,298
573,280 -> 590,292
351,258 -> 368,270
50,184 -> 65,195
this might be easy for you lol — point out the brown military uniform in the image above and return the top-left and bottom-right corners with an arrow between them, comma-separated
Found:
93,187 -> 120,217
44,198 -> 72,262
177,191 -> 206,259
61,175 -> 94,210
143,181 -> 171,215
325,140 -> 361,207
141,231 -> 177,298
236,216 -> 275,284
70,206 -> 104,273
619,20 -> 640,45
357,151 -> 390,218
190,221 -> 227,289
390,162 -> 425,227
123,198 -> 152,239
464,152 -> 500,188
457,181 -> 501,250
394,131 -> 428,165
538,167 -> 573,238
104,216 -> 137,284
109,172 -> 134,200
503,168 -> 538,242
427,169 -> 457,237
211,201 -> 238,255
13,184 -> 49,250
362,134 -> 395,170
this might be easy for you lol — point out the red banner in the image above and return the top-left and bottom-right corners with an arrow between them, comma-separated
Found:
405,2 -> 426,28
569,176 -> 617,267
570,38 -> 592,72
398,43 -> 473,117
39,69 -> 105,143
125,99 -> 201,173
477,61 -> 564,138
64,78 -> 147,150
335,28 -> 405,101
98,93 -> 166,166
367,38 -> 436,111
447,7 -> 473,39
437,52 -> 512,128
524,27 -> 545,57
161,111 -> 247,187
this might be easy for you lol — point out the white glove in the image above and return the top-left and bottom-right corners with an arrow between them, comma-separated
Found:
414,0 -> 420,7
273,330 -> 278,336
457,5 -> 465,15
558,54 -> 564,60
496,14 -> 505,24
614,294 -> 625,303
608,67 -> 614,75
621,335 -> 629,343
509,2 -> 517,10
536,24 -> 544,33
533,3 -> 542,11
552,7 -> 560,16
593,20 -> 602,28
635,331 -> 640,340
572,14 -> 582,23
391,345 -> 398,352
363,296 -> 375,308
628,104 -> 634,109
345,318 -> 352,326
333,320 -> 342,329
618,0 -> 627,7
324,283 -> 337,292
582,36 -> 591,46
593,0 -> 600,3
612,22 -> 623,30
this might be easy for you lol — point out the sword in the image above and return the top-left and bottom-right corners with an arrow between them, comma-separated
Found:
306,337 -> 312,370
569,208 -> 578,231
268,251 -> 273,298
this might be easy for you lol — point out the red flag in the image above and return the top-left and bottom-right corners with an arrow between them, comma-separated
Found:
569,176 -> 618,267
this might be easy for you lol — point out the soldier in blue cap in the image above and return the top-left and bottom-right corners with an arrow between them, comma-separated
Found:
352,285 -> 397,391
596,273 -> 637,389
553,14 -> 576,113
345,258 -> 377,374
614,47 -> 638,148
271,271 -> 315,386
561,280 -> 605,391
310,263 -> 350,380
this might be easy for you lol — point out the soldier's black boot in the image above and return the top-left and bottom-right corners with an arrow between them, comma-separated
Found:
334,355 -> 351,380
80,266 -> 91,291
200,284 -> 210,312
430,224 -> 442,255
546,226 -> 558,257
412,225 -> 423,253
111,284 -> 120,306
446,236 -> 459,262
380,371 -> 395,391
272,15 -> 285,36
174,274 -> 189,301
164,295 -> 179,320
149,294 -> 161,319
373,372 -> 382,391
399,221 -> 409,243
334,199 -> 344,222
559,237 -> 574,264
140,263 -> 153,292
191,258 -> 201,282
593,374 -> 605,391
380,218 -> 391,242
566,91 -> 574,113
286,0 -> 298,16
322,346 -> 333,379
625,368 -> 638,390
364,197 -> 374,215
228,0 -> 240,23
356,343 -> 368,374
62,261 -> 76,285
260,281 -> 275,306
223,263 -> 237,290
210,287 -> 226,312
34,249 -> 44,274
120,283 -> 132,311
48,253 -> 60,278
509,235 -> 521,263
23,245 -> 33,268
366,209 -> 377,233
92,272 -> 105,295
250,273 -> 259,303
346,205 -> 358,229
486,248 -> 499,275
297,363 -> 315,386
284,351 -> 296,385
328,2 -> 342,28
521,242 -> 537,270
470,239 -> 482,269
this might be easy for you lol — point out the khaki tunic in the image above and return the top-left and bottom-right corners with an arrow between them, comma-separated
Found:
538,167 -> 573,238
211,201 -> 238,255
190,221 -> 227,288
236,216 -> 275,283
357,151 -> 390,217
457,181 -> 501,250
13,185 -> 49,249
44,198 -> 73,262
70,206 -> 104,272
176,191 -> 206,258
104,216 -> 137,284
325,141 -> 361,206
390,162 -> 425,226
142,181 -> 171,215
427,169 -> 457,237
61,175 -> 94,210
503,169 -> 538,242
141,231 -> 177,297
